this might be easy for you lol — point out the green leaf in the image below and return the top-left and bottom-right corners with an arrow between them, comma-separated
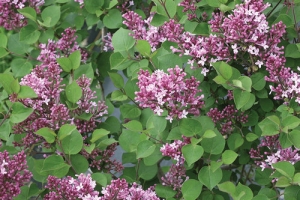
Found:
202,129 -> 216,138
212,61 -> 233,80
227,133 -> 244,150
238,76 -> 252,92
83,143 -> 95,154
92,173 -> 108,186
273,14 -> 294,27
61,130 -> 83,155
120,104 -> 141,119
246,133 -> 258,142
0,47 -> 8,58
123,120 -> 143,132
182,179 -> 203,200
65,81 -> 82,103
108,72 -> 124,89
289,130 -> 300,149
146,115 -> 167,137
10,102 -> 34,123
218,181 -> 236,196
8,33 -> 30,55
35,127 -> 56,143
251,72 -> 266,91
57,57 -> 72,72
39,5 -> 61,27
233,89 -> 251,110
110,52 -> 134,70
14,184 -> 40,200
275,176 -> 291,187
179,118 -> 202,137
0,121 -> 11,141
18,7 -> 37,21
136,140 -> 156,159
0,33 -> 7,48
91,129 -> 110,143
69,50 -> 81,70
284,185 -> 300,200
111,90 -> 128,101
138,161 -> 157,180
198,166 -> 222,190
255,168 -> 272,185
285,44 -> 300,58
235,183 -> 253,200
84,0 -> 104,14
136,40 -> 151,57
70,154 -> 89,174
201,130 -> 225,154
74,64 -> 94,80
119,129 -> 147,152
273,161 -> 295,179
259,98 -> 274,112
0,73 -> 15,94
20,25 -> 41,44
144,145 -> 163,166
155,184 -> 176,198
282,116 -> 300,129
182,144 -> 204,166
259,115 -> 280,136
18,86 -> 38,99
151,14 -> 169,26
112,28 -> 135,52
213,75 -> 227,84
103,9 -> 122,29
41,155 -> 70,178
293,173 -> 300,185
58,124 -> 77,140
222,150 -> 238,165
11,59 -> 33,78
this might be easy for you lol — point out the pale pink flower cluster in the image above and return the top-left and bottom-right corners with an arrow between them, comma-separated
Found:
44,174 -> 100,200
135,66 -> 204,122
160,137 -> 190,191
100,178 -> 159,200
249,136 -> 300,171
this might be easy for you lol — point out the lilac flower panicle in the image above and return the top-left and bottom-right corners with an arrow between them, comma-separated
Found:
44,173 -> 100,200
99,178 -> 159,200
207,105 -> 248,134
0,151 -> 32,200
135,66 -> 204,122
13,28 -> 106,148
249,136 -> 300,171
0,0 -> 44,30
160,137 -> 190,191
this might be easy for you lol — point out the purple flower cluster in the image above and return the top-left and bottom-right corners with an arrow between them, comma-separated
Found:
207,105 -> 248,134
0,151 -> 32,200
38,28 -> 88,64
73,76 -> 108,134
135,66 -> 204,122
99,178 -> 159,200
160,137 -> 190,191
13,28 -> 106,148
249,136 -> 300,171
0,0 -> 44,30
44,173 -> 100,200
81,143 -> 123,173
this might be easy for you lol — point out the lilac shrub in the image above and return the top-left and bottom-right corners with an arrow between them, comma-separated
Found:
1,0 -> 300,199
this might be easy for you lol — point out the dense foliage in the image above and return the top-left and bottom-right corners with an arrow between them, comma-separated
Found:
1,0 -> 300,199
